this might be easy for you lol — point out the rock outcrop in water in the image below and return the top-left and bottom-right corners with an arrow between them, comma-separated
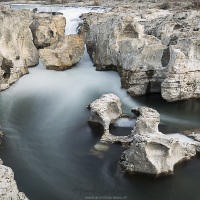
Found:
82,7 -> 200,102
120,107 -> 197,175
30,11 -> 85,71
0,159 -> 28,200
88,93 -> 133,143
39,33 -> 84,70
88,93 -> 131,143
0,6 -> 39,91
89,94 -> 200,175
0,6 -> 85,89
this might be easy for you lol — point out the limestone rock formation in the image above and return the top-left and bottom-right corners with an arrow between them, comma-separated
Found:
88,93 -> 131,143
30,13 -> 66,48
0,159 -> 28,200
88,95 -> 200,175
88,93 -> 122,130
120,107 -> 196,175
0,7 -> 39,91
82,8 -> 200,101
39,33 -> 84,70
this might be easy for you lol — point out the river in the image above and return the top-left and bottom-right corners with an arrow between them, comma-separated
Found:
0,5 -> 200,200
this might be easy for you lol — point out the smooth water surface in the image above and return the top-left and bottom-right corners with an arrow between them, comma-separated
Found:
0,5 -> 200,200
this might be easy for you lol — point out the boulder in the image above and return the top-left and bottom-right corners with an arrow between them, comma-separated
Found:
88,93 -> 132,143
30,13 -> 66,48
39,34 -> 84,70
120,107 -> 196,175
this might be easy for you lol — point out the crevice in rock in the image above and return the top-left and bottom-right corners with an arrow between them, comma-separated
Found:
161,47 -> 170,67
1,58 -> 13,80
174,24 -> 183,30
123,24 -> 138,38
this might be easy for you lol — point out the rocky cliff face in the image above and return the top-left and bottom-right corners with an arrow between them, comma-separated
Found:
0,6 -> 39,91
82,7 -> 200,102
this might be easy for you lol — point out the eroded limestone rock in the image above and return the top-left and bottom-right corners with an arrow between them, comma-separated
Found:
30,13 -> 66,48
83,13 -> 168,96
39,33 -> 84,70
0,7 -> 39,91
120,107 -> 196,175
83,8 -> 200,102
88,94 -> 200,175
0,160 -> 28,200
88,93 -> 132,143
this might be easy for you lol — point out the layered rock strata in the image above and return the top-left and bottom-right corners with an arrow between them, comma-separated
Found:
83,8 -> 200,101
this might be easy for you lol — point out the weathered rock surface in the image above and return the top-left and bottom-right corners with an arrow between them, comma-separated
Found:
39,33 -> 84,70
88,94 -> 200,175
0,7 -> 39,91
30,13 -> 66,48
82,7 -> 200,101
88,93 -> 132,143
120,107 -> 197,175
0,159 -> 28,200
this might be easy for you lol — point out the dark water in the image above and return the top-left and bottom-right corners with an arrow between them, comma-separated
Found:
0,4 -> 200,200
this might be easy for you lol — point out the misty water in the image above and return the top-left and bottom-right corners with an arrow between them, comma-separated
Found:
0,5 -> 200,200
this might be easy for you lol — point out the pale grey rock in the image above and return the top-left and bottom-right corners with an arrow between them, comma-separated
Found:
88,93 -> 122,131
0,162 -> 29,200
39,33 -> 84,71
120,106 -> 197,175
83,8 -> 200,102
88,95 -> 200,175
188,133 -> 200,142
30,13 -> 66,48
88,93 -> 132,143
0,7 -> 39,91
83,12 -> 168,96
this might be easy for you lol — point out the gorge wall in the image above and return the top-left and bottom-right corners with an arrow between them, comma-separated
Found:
82,6 -> 200,102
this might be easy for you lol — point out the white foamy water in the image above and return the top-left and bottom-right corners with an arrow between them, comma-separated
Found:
114,118 -> 135,128
59,7 -> 105,35
10,4 -> 107,35
167,133 -> 196,144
